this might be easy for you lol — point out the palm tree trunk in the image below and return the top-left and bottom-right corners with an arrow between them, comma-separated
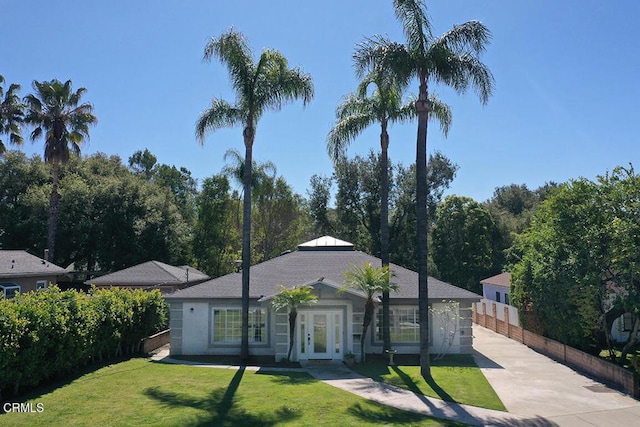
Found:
240,125 -> 254,361
380,128 -> 391,351
416,76 -> 431,379
47,161 -> 60,262
287,310 -> 297,362
361,299 -> 374,363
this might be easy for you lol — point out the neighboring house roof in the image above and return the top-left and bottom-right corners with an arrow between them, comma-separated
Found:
167,243 -> 480,301
0,250 -> 67,279
85,261 -> 210,287
480,272 -> 511,289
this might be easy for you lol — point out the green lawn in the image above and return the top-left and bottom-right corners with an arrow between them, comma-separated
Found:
1,358 -> 465,427
353,355 -> 506,412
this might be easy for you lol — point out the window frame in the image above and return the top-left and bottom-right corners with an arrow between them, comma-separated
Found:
36,280 -> 47,291
210,307 -> 267,345
622,313 -> 634,332
375,306 -> 421,344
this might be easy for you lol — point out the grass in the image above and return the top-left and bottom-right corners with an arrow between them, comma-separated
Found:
1,358 -> 465,427
353,354 -> 506,412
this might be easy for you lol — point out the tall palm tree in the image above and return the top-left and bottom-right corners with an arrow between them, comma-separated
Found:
341,263 -> 398,363
196,28 -> 313,360
24,79 -> 97,262
270,285 -> 318,362
355,0 -> 494,378
0,75 -> 24,155
327,69 -> 451,352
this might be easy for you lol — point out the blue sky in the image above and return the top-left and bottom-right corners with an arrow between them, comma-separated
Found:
2,0 -> 640,202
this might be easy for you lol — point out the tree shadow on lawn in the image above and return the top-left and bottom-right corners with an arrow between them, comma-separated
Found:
347,402 -> 465,426
254,370 -> 316,385
356,354 -> 477,403
144,367 -> 300,426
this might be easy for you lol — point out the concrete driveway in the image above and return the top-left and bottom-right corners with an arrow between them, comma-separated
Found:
473,325 -> 640,426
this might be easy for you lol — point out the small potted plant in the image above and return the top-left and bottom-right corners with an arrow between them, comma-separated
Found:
344,351 -> 356,368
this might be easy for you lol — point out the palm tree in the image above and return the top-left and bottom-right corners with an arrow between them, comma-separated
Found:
355,0 -> 494,378
196,28 -> 314,360
340,263 -> 398,363
270,285 -> 318,362
0,75 -> 24,155
327,67 -> 451,353
24,79 -> 97,262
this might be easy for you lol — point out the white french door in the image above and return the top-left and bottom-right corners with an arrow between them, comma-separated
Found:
298,310 -> 342,360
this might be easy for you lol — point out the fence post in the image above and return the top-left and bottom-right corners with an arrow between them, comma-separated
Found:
482,302 -> 487,327
491,303 -> 496,332
504,306 -> 510,338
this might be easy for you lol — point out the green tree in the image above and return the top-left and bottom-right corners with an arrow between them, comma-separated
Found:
0,75 -> 24,155
24,79 -> 97,262
355,0 -> 494,377
195,28 -> 313,360
270,285 -> 318,361
192,174 -> 240,277
511,167 -> 640,363
306,151 -> 457,269
128,148 -> 157,179
0,151 -> 49,252
340,263 -> 397,363
433,195 -> 500,294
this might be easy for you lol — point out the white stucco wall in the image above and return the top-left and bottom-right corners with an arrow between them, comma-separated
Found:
482,284 -> 510,305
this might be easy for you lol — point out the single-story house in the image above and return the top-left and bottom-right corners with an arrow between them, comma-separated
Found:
480,272 -> 511,305
0,250 -> 67,298
86,260 -> 210,294
166,236 -> 481,362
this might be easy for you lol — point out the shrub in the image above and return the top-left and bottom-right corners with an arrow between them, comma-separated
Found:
0,286 -> 168,398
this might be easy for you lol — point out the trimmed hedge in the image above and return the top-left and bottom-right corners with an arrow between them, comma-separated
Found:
0,286 -> 167,398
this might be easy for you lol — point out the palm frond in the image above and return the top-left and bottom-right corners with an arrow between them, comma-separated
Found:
388,98 -> 416,125
393,0 -> 432,57
428,95 -> 452,137
342,263 -> 396,298
431,53 -> 494,105
435,20 -> 492,55
255,50 -> 314,113
195,98 -> 244,143
327,102 -> 376,163
203,27 -> 255,98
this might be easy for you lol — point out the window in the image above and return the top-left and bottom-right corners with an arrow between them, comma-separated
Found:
376,307 -> 420,343
504,293 -> 509,306
1,284 -> 21,299
212,308 -> 265,343
495,291 -> 501,303
36,281 -> 47,291
623,313 -> 634,332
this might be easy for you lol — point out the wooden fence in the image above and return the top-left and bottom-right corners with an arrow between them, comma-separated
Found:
473,299 -> 639,398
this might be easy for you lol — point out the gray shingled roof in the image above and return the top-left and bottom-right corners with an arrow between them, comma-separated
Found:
166,250 -> 480,301
86,261 -> 209,287
0,250 -> 67,278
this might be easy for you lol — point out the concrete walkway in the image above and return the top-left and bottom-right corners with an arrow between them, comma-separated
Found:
473,325 -> 640,426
